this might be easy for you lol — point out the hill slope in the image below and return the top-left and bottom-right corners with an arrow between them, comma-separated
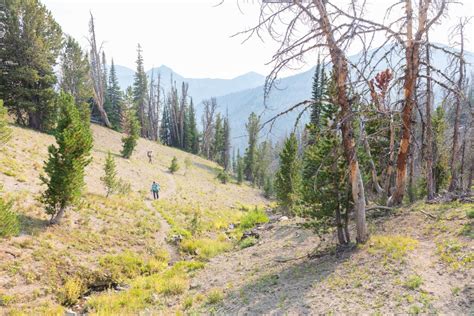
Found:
0,125 -> 472,315
0,124 -> 267,314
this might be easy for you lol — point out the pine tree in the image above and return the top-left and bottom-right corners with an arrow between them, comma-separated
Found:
133,44 -> 149,137
101,151 -> 117,197
244,112 -> 259,183
213,113 -> 224,165
121,107 -> 140,159
0,0 -> 63,131
236,149 -> 244,185
160,98 -> 172,146
223,115 -> 231,171
301,76 -> 350,244
188,99 -> 199,154
59,36 -> 92,113
263,176 -> 274,199
169,156 -> 180,174
40,93 -> 93,225
307,58 -> 327,142
255,140 -> 273,188
106,59 -> 123,131
275,133 -> 301,213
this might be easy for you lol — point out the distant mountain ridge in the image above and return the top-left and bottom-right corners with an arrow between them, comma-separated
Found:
113,64 -> 266,104
114,45 -> 474,150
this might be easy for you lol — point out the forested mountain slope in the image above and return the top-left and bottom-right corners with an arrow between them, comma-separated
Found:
0,125 -> 471,315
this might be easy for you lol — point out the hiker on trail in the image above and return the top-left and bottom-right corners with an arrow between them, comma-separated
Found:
147,151 -> 153,163
151,181 -> 160,200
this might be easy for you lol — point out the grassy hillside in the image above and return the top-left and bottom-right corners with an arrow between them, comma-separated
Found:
0,124 -> 267,314
0,124 -> 472,315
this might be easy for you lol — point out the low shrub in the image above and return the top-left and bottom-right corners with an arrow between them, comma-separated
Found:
0,197 -> 20,238
404,274 -> 423,290
239,207 -> 269,230
58,276 -> 84,306
180,238 -> 231,260
98,251 -> 167,284
239,236 -> 257,249
367,235 -> 418,263
206,288 -> 224,305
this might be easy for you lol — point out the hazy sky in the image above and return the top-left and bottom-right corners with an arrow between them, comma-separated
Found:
42,0 -> 474,79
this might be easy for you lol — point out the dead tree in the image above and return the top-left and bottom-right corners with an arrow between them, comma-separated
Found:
424,36 -> 435,200
448,18 -> 469,192
239,0 -> 374,242
88,12 -> 111,128
201,98 -> 217,160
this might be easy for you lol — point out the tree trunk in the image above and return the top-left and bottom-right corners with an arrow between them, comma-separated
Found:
50,205 -> 66,225
448,25 -> 465,192
389,0 -> 417,206
361,118 -> 383,194
425,41 -> 435,200
314,0 -> 367,243
383,114 -> 396,202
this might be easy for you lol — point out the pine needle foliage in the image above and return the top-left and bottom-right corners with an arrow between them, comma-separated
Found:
40,93 -> 93,224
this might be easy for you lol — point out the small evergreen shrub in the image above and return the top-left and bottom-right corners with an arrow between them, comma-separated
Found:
216,170 -> 229,184
0,197 -> 20,238
121,109 -> 140,159
168,156 -> 179,174
101,151 -> 118,197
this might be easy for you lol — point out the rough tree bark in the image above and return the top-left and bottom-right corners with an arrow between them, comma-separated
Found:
88,13 -> 111,128
313,0 -> 367,242
424,39 -> 435,200
448,20 -> 466,192
389,0 -> 443,206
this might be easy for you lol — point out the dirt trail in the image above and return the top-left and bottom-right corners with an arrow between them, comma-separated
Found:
145,170 -> 180,263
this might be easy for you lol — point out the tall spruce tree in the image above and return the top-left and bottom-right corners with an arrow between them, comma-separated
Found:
302,84 -> 350,244
188,99 -> 199,154
275,133 -> 301,213
213,113 -> 224,165
160,97 -> 172,146
59,36 -> 92,114
106,59 -> 123,130
244,112 -> 259,183
0,0 -> 62,131
308,59 -> 327,142
223,115 -> 231,171
41,93 -> 93,225
236,149 -> 244,185
133,44 -> 149,137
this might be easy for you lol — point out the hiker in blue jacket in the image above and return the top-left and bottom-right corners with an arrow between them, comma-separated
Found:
151,181 -> 160,200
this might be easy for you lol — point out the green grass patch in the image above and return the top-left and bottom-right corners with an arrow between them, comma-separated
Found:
404,274 -> 423,290
206,288 -> 224,305
239,236 -> 257,249
239,206 -> 269,230
86,260 -> 203,315
180,236 -> 232,260
436,239 -> 474,270
367,235 -> 418,264
98,250 -> 168,284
